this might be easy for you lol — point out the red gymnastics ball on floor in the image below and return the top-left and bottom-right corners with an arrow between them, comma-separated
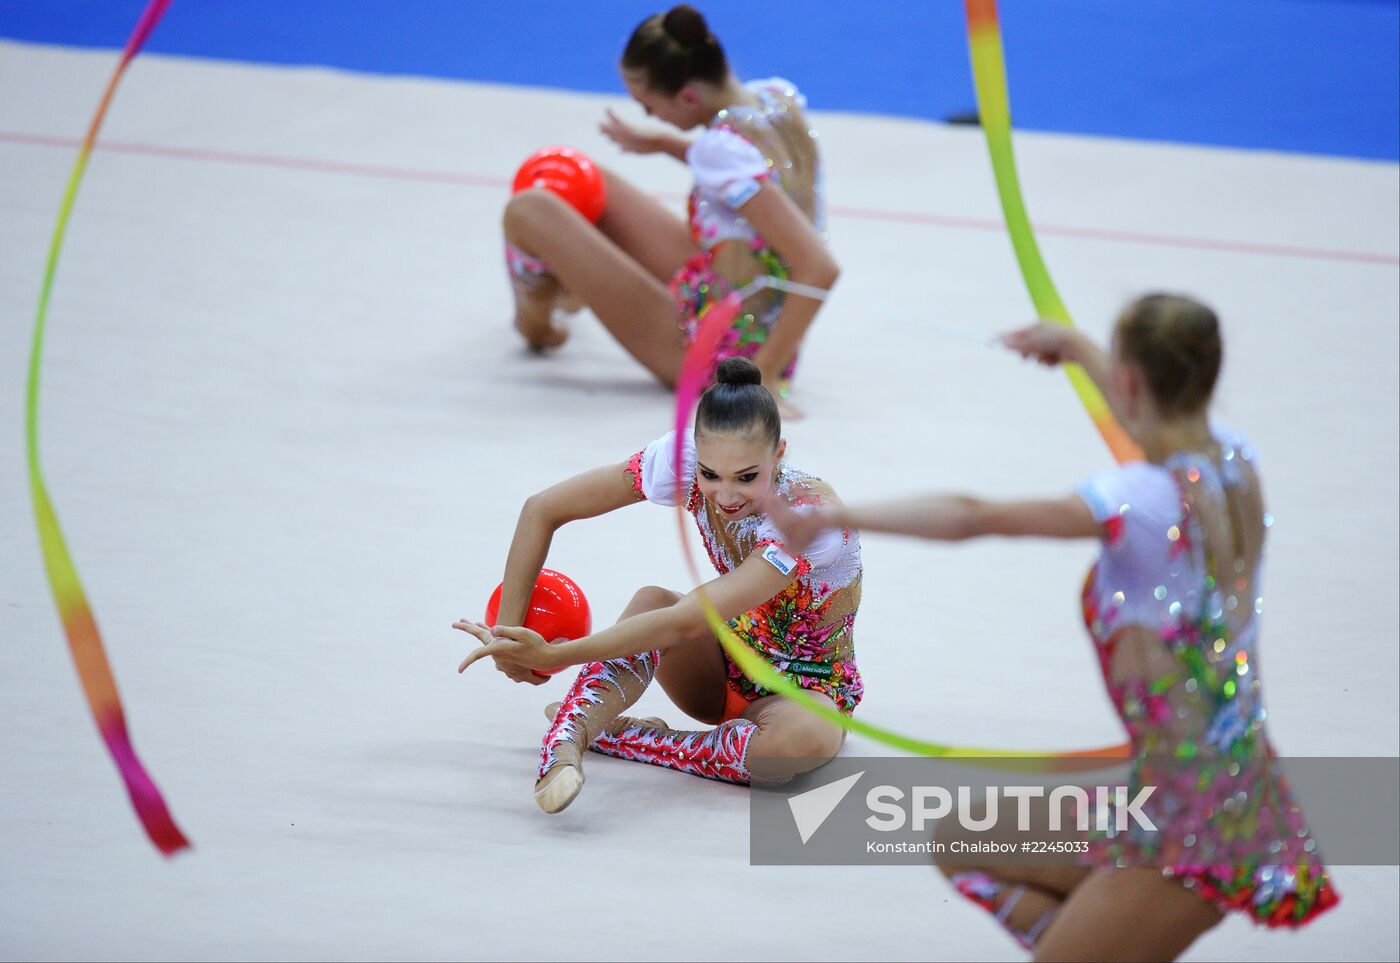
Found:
484,568 -> 592,677
512,146 -> 607,224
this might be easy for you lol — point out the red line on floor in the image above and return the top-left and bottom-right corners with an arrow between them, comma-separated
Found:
1,130 -> 510,188
4,130 -> 1396,267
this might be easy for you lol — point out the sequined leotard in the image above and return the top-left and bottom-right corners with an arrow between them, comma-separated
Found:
625,429 -> 862,712
673,77 -> 825,387
1077,431 -> 1339,927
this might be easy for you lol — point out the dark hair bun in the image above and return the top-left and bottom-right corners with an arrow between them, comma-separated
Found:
715,356 -> 762,386
623,5 -> 728,95
662,5 -> 710,47
697,357 -> 781,447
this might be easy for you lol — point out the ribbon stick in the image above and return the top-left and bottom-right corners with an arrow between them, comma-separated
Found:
964,0 -> 1142,464
25,0 -> 190,855
672,295 -> 1126,765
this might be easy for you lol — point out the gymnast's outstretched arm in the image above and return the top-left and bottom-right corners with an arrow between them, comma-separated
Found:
762,489 -> 1099,550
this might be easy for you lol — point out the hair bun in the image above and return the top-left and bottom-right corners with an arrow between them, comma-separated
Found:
662,4 -> 710,47
698,356 -> 781,446
715,356 -> 762,386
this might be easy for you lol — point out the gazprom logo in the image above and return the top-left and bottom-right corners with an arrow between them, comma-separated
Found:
761,543 -> 798,577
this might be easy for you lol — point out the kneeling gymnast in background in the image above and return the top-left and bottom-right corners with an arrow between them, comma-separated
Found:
503,4 -> 836,415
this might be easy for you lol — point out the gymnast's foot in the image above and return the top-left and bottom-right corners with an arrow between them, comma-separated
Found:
535,702 -> 670,814
511,278 -> 571,352
513,306 -> 570,352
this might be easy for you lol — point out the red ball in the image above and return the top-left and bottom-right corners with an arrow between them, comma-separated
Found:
511,146 -> 607,224
484,569 -> 592,677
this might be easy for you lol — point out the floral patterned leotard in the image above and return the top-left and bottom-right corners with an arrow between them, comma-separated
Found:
626,429 -> 862,712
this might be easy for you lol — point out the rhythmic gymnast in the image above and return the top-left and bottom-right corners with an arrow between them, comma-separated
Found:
503,4 -> 836,415
763,295 -> 1338,960
456,358 -> 861,812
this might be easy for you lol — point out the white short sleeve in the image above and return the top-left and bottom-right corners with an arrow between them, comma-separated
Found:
1078,466 -> 1133,527
1080,461 -> 1181,545
1078,462 -> 1178,530
635,429 -> 696,507
687,127 -> 769,209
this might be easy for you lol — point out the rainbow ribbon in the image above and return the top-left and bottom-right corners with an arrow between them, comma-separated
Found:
965,0 -> 1141,464
25,0 -> 189,855
673,296 -> 1124,764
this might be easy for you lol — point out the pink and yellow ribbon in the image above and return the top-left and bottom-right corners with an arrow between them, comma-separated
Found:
966,0 -> 1142,465
673,297 -> 1125,764
25,0 -> 189,855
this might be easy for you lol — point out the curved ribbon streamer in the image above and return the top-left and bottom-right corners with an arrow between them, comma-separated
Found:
672,293 -> 1126,765
964,0 -> 1142,465
25,0 -> 190,855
